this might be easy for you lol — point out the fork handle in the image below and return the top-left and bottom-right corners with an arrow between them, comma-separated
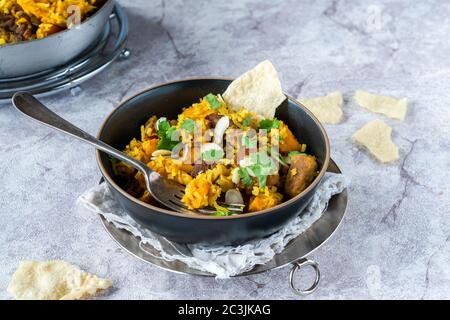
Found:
12,92 -> 150,174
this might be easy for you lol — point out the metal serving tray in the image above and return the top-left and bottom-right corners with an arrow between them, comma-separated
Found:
100,159 -> 347,296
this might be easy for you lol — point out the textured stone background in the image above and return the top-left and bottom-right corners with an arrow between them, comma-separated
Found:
1,0 -> 449,299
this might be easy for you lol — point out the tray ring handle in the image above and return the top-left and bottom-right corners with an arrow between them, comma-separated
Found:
289,258 -> 321,296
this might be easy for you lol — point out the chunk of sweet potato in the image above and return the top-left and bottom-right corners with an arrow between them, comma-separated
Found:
279,123 -> 302,153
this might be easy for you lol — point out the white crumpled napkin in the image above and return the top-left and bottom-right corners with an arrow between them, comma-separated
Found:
78,173 -> 347,279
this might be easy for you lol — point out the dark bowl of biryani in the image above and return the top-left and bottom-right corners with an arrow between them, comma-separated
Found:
0,0 -> 114,78
96,78 -> 331,245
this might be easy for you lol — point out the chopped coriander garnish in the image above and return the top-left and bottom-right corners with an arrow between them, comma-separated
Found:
156,119 -> 170,132
288,151 -> 307,157
181,118 -> 195,133
242,116 -> 252,127
241,135 -> 257,148
258,175 -> 267,189
204,93 -> 221,110
259,118 -> 280,130
242,151 -> 278,189
271,149 -> 288,167
109,156 -> 119,175
249,151 -> 275,170
213,209 -> 232,216
247,164 -> 269,189
203,148 -> 224,162
238,167 -> 253,186
157,125 -> 179,151
108,155 -> 117,165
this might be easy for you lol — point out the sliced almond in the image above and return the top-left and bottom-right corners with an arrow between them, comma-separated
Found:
152,150 -> 172,157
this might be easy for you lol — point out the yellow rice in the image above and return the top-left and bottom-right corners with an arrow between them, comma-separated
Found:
115,95 -> 308,214
0,0 -> 102,44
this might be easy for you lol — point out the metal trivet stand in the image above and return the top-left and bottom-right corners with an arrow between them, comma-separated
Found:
0,3 -> 129,103
100,159 -> 348,296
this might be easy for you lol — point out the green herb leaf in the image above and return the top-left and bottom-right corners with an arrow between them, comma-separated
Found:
157,126 -> 180,151
108,155 -> 118,165
258,175 -> 267,189
241,135 -> 257,148
271,149 -> 288,167
157,119 -> 170,132
248,164 -> 268,189
288,151 -> 307,157
238,167 -> 253,186
202,148 -> 224,162
259,118 -> 280,130
204,93 -> 221,110
242,116 -> 252,127
109,156 -> 119,175
244,151 -> 278,189
157,138 -> 178,151
249,151 -> 274,170
181,118 -> 195,133
213,209 -> 232,216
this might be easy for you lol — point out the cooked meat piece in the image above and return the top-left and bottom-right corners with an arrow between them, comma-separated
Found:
192,161 -> 209,177
0,9 -> 36,43
0,16 -> 14,28
267,174 -> 280,187
206,114 -> 222,128
284,154 -> 318,198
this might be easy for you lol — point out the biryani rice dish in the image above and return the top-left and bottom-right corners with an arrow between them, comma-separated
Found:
112,94 -> 319,216
0,0 -> 104,45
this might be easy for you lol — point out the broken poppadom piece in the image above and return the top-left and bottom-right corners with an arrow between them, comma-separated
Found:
300,91 -> 343,124
7,260 -> 112,300
223,60 -> 286,119
352,119 -> 399,163
354,90 -> 407,121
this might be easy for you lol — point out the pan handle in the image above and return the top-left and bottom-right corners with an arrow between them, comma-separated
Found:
289,258 -> 321,296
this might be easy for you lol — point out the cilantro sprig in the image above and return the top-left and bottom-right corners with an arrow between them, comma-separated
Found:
241,135 -> 257,149
213,209 -> 233,216
156,118 -> 170,132
109,156 -> 119,175
238,167 -> 253,186
240,152 -> 278,189
202,148 -> 224,162
181,118 -> 195,133
288,151 -> 307,157
259,118 -> 280,130
156,119 -> 179,151
204,93 -> 221,110
271,149 -> 289,167
242,116 -> 253,127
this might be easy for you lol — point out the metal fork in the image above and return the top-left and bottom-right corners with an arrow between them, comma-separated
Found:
12,92 -> 244,215
140,162 -> 244,214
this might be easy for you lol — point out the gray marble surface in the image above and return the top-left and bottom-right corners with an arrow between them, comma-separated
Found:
1,0 -> 449,300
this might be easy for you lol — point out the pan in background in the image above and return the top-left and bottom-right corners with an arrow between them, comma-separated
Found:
0,0 -> 115,78
0,2 -> 129,103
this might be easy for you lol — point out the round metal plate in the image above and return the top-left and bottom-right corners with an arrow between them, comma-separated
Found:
0,3 -> 128,103
100,158 -> 347,277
